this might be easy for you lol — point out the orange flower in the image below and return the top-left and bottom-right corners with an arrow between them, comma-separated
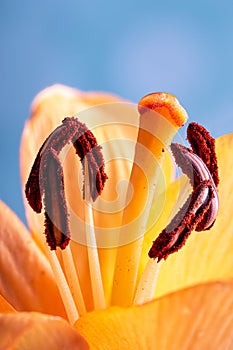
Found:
1,85 -> 233,349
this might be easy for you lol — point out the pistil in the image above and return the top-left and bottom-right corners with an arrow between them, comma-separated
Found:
111,93 -> 188,307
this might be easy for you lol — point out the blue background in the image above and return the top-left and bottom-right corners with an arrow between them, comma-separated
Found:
1,0 -> 233,224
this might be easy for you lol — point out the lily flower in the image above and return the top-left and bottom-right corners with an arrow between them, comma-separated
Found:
1,84 -> 233,349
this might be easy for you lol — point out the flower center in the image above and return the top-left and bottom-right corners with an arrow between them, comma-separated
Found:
25,94 -> 219,324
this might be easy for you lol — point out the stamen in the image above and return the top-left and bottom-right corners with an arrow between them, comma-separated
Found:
171,143 -> 219,231
25,117 -> 108,250
111,93 -> 188,307
25,116 -> 108,321
45,247 -> 79,325
61,246 -> 86,316
83,158 -> 106,310
148,122 -> 219,262
134,259 -> 162,305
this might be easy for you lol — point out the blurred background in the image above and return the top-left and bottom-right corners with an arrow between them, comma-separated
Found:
1,0 -> 233,224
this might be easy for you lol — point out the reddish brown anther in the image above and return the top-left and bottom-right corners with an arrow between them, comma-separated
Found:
25,117 -> 108,250
172,143 -> 219,232
149,181 -> 214,261
149,122 -> 219,261
187,122 -> 219,187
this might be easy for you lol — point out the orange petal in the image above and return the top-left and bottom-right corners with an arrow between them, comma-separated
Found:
149,132 -> 233,298
0,294 -> 16,313
0,200 -> 66,317
0,312 -> 88,350
75,280 -> 233,349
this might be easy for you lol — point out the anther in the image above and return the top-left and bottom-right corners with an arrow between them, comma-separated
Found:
149,122 -> 219,261
171,143 -> 219,231
187,122 -> 219,187
25,117 -> 107,250
149,181 -> 214,261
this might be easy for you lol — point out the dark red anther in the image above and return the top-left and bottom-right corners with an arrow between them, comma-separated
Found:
25,117 -> 108,250
149,122 -> 219,261
149,181 -> 214,261
187,122 -> 219,187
